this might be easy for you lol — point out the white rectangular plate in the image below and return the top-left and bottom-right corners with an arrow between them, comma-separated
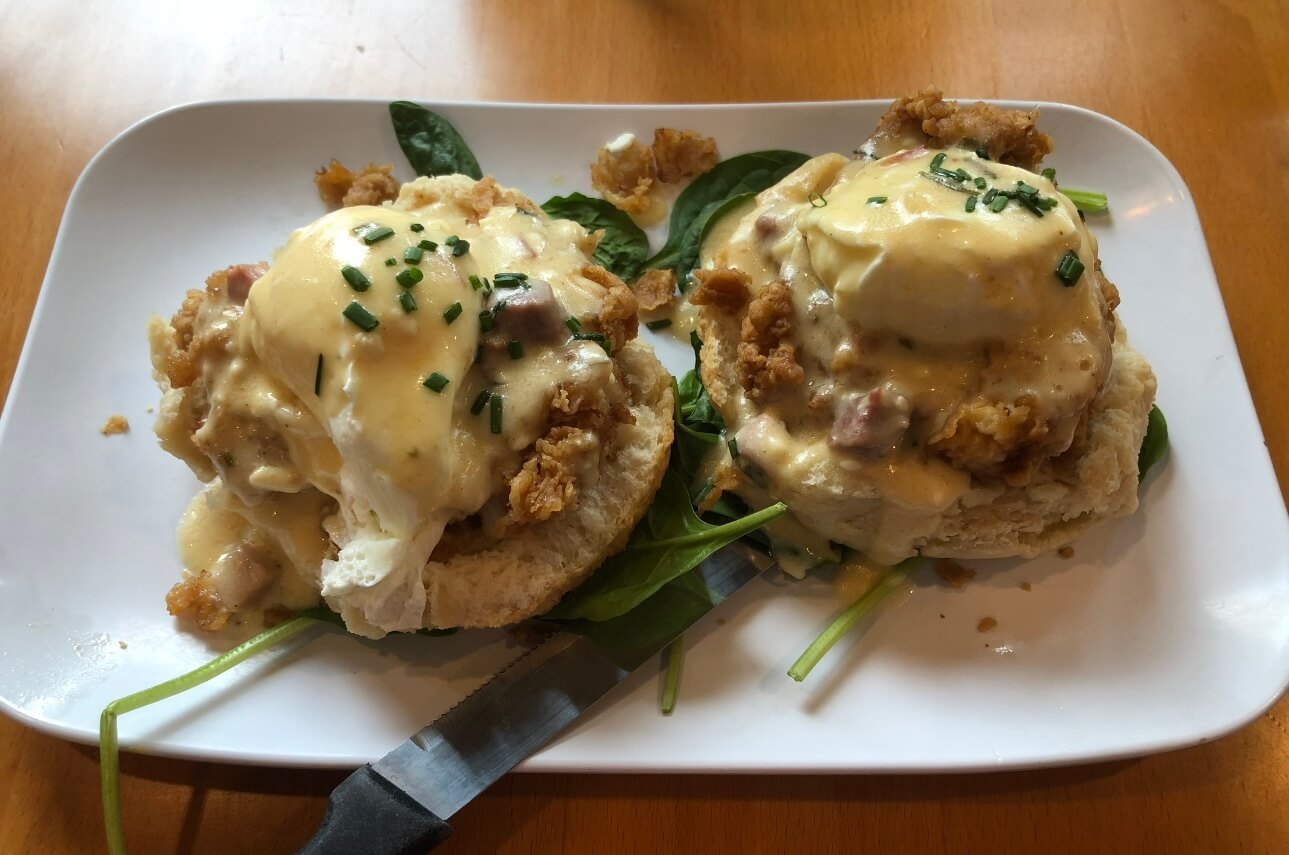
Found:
1,99 -> 1286,773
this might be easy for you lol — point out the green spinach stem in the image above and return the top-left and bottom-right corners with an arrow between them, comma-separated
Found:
660,635 -> 684,714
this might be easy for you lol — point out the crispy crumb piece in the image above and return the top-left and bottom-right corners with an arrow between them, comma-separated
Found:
1019,582 -> 1032,592
631,268 -> 676,311
689,267 -> 750,311
1058,546 -> 1075,559
737,279 -> 804,399
315,160 -> 400,208
652,128 -> 718,183
590,138 -> 655,213
165,573 -> 231,631
117,640 -> 128,650
100,415 -> 130,435
935,560 -> 976,589
977,617 -> 997,633
697,463 -> 739,515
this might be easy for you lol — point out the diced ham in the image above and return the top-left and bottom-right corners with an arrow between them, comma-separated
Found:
491,280 -> 567,343
226,262 -> 268,303
828,386 -> 911,456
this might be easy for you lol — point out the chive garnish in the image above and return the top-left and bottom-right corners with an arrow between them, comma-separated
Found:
313,354 -> 323,395
965,195 -> 978,213
565,316 -> 582,333
341,265 -> 371,291
399,291 -> 417,313
479,310 -> 494,332
443,302 -> 463,324
360,225 -> 395,245
489,394 -> 503,434
506,339 -> 523,359
1036,196 -> 1059,210
982,188 -> 998,204
727,438 -> 739,458
395,267 -> 424,288
445,235 -> 460,245
808,192 -> 827,208
470,389 -> 492,415
1041,167 -> 1056,182
469,275 -> 486,292
866,196 -> 887,205
404,246 -> 424,264
572,331 -> 606,342
492,272 -> 527,288
419,239 -> 438,251
342,301 -> 379,331
975,145 -> 990,159
1016,193 -> 1045,217
451,240 -> 470,257
384,258 -> 397,267
423,372 -> 450,393
1016,181 -> 1040,197
974,176 -> 987,190
929,152 -> 947,171
1055,250 -> 1085,286
989,195 -> 1009,213
410,223 -> 425,232
646,318 -> 673,331
474,344 -> 483,364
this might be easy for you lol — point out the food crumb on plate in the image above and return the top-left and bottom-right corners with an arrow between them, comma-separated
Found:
1058,546 -> 1075,559
936,560 -> 976,589
100,415 -> 129,435
117,640 -> 128,649
977,617 -> 997,633
1019,582 -> 1032,592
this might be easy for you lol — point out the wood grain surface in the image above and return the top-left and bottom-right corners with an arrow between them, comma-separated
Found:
2,1 -> 1286,852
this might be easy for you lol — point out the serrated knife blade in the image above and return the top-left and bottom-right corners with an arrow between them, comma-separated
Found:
297,543 -> 772,855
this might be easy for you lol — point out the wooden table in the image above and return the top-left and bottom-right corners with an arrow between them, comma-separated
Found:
2,1 -> 1286,852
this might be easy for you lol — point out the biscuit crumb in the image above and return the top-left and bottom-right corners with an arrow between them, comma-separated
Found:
977,617 -> 997,632
100,415 -> 130,435
935,560 -> 976,589
1058,546 -> 1075,559
117,640 -> 128,650
1019,582 -> 1032,592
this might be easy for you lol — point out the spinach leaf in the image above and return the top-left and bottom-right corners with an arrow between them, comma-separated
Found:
677,331 -> 724,431
544,468 -> 785,621
572,570 -> 714,654
541,192 -> 650,281
646,150 -> 810,280
389,101 -> 483,180
1138,404 -> 1169,482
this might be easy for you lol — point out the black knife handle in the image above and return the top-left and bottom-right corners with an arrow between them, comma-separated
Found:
297,764 -> 452,855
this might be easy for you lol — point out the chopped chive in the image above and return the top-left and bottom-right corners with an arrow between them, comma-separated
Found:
469,274 -> 486,292
1035,196 -> 1059,210
493,275 -> 525,289
384,258 -> 397,267
395,267 -> 424,287
975,145 -> 990,159
1078,209 -> 1086,222
493,271 -> 528,282
506,339 -> 524,359
974,176 -> 987,190
645,318 -> 673,331
982,188 -> 998,204
341,265 -> 371,291
470,389 -> 492,415
359,225 -> 395,245
1016,193 -> 1046,217
479,310 -> 494,332
442,302 -> 463,324
572,331 -> 606,342
313,354 -> 323,396
474,344 -> 483,364
564,316 -> 582,333
410,223 -> 425,232
404,246 -> 424,264
1016,181 -> 1040,197
929,152 -> 947,171
989,194 -> 1009,213
965,195 -> 978,213
727,437 -> 739,458
807,192 -> 827,208
399,291 -> 417,313
418,238 -> 438,251
489,394 -> 503,434
451,240 -> 470,257
1041,167 -> 1057,182
1055,250 -> 1085,286
423,372 -> 450,393
342,301 -> 379,331
866,196 -> 887,205
953,168 -> 970,181
444,235 -> 460,245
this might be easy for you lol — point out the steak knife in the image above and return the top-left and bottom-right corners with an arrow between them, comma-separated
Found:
297,543 -> 772,855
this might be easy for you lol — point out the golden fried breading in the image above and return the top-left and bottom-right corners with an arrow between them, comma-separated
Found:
580,264 -> 640,351
165,573 -> 230,631
631,268 -> 677,311
590,139 -> 655,213
652,128 -> 718,183
736,279 -> 804,398
869,86 -> 1054,170
100,415 -> 130,435
506,427 -> 594,524
468,176 -> 539,221
314,160 -> 400,208
689,267 -> 750,312
928,396 -> 1052,485
696,462 -> 739,515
